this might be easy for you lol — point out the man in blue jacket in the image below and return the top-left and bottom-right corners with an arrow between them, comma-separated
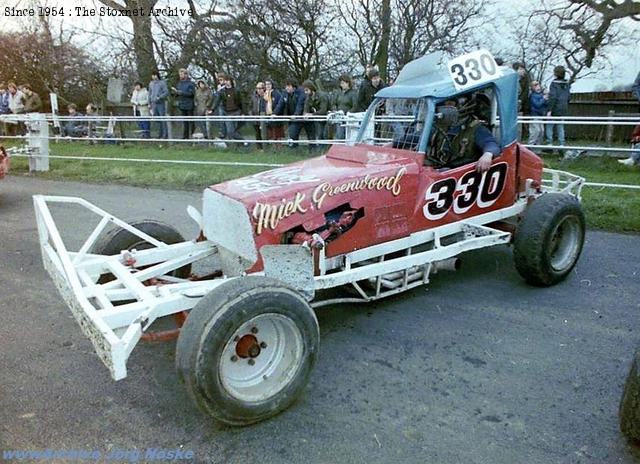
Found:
171,68 -> 196,139
275,79 -> 308,149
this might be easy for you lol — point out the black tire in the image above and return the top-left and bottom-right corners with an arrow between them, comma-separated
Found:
620,349 -> 640,442
176,276 -> 319,426
513,193 -> 585,286
92,220 -> 190,283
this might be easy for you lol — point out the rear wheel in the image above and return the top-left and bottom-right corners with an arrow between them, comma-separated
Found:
176,276 -> 319,426
513,193 -> 585,286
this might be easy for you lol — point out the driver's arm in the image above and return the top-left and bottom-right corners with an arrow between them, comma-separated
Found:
474,125 -> 500,172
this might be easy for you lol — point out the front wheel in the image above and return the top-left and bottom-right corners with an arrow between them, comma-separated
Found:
176,276 -> 319,426
513,193 -> 585,286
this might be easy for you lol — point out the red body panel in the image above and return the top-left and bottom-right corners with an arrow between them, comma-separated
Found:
210,143 -> 543,268
0,148 -> 9,180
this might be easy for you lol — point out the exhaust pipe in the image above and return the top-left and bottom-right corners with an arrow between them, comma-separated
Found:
432,258 -> 461,273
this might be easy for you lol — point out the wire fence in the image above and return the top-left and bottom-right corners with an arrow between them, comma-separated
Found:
1,113 -> 639,182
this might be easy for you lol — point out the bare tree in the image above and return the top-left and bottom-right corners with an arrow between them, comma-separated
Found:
96,0 -> 159,82
391,0 -> 487,73
0,24 -> 105,108
514,0 -> 640,84
231,0 -> 343,83
338,0 -> 488,80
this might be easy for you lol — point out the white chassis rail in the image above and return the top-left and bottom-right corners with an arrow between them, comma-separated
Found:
32,169 -> 582,380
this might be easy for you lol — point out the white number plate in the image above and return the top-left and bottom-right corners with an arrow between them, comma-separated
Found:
447,50 -> 502,91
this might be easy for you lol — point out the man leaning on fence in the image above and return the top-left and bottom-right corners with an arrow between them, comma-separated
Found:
149,70 -> 169,139
172,68 -> 196,140
302,80 -> 330,146
276,79 -> 307,149
212,75 -> 245,145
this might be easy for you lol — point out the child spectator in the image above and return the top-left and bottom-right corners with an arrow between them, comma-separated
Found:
528,81 -> 547,146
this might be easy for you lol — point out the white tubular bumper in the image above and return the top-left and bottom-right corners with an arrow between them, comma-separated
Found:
33,195 -> 220,380
541,168 -> 585,199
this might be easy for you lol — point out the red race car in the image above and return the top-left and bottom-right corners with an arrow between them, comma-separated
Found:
0,146 -> 9,180
34,50 -> 585,425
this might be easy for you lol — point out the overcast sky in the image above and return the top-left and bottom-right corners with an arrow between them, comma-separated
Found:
1,0 -> 638,91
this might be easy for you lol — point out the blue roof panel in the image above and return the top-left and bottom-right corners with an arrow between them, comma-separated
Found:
374,51 -> 520,145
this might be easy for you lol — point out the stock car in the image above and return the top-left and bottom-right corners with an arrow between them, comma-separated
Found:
34,50 -> 586,425
0,146 -> 9,180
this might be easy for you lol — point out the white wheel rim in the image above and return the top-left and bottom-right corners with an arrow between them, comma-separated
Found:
219,313 -> 304,403
549,215 -> 582,272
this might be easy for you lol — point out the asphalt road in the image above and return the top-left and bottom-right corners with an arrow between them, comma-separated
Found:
1,174 -> 640,464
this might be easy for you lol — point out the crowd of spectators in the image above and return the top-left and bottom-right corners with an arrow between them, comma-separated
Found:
0,82 -> 43,136
2,63 -> 639,160
103,65 -> 390,149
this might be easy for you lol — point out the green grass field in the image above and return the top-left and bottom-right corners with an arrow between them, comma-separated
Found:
4,140 -> 310,189
3,139 -> 639,232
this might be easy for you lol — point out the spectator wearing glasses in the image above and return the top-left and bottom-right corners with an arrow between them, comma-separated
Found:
250,82 -> 267,149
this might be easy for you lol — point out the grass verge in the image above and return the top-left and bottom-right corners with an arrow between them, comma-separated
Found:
4,140 -> 310,189
3,139 -> 639,232
543,155 -> 640,233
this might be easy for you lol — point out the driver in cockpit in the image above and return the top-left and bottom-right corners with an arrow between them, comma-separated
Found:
428,99 -> 499,173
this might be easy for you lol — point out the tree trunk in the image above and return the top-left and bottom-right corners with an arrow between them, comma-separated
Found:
131,12 -> 157,83
374,0 -> 391,81
97,0 -> 159,83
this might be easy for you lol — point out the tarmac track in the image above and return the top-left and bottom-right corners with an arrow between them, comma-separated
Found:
1,175 -> 640,464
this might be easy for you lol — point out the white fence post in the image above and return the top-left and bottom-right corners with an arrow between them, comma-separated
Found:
27,113 -> 49,172
605,110 -> 615,145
